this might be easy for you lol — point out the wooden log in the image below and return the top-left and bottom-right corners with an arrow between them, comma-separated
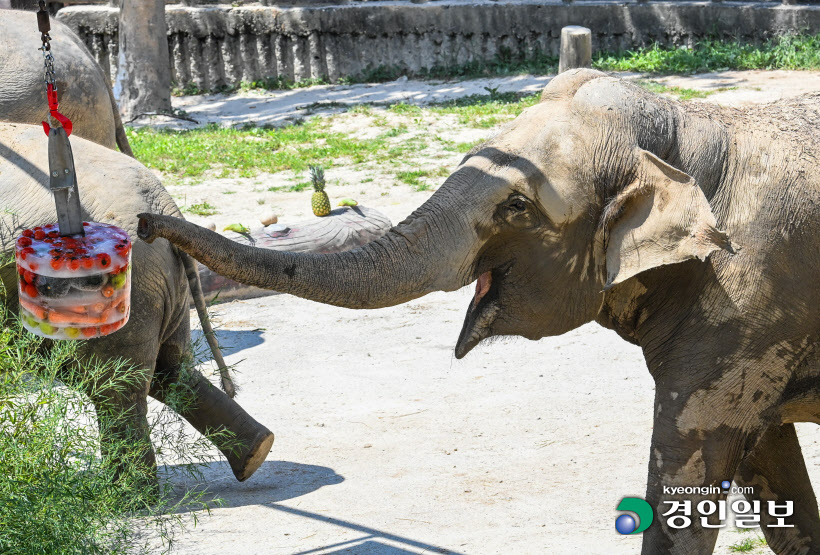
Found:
198,205 -> 392,302
558,25 -> 592,74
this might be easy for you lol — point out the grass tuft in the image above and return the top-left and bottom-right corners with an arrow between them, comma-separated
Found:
729,535 -> 768,552
396,167 -> 450,191
0,265 -> 227,554
184,200 -> 219,216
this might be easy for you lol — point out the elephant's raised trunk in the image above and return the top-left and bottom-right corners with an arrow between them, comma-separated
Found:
137,175 -> 487,309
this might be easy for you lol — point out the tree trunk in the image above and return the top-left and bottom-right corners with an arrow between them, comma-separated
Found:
113,0 -> 171,121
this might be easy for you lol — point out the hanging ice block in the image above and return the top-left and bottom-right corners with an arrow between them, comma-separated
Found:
16,221 -> 131,340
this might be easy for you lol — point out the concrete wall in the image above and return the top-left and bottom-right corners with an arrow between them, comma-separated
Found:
56,2 -> 820,90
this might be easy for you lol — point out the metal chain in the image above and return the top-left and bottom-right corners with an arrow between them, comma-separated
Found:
37,1 -> 56,89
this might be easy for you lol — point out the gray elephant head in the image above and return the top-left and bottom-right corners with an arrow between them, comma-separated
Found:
137,69 -> 734,358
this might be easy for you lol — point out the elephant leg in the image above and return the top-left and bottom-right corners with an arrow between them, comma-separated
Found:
80,339 -> 159,486
734,423 -> 820,555
641,384 -> 760,554
92,379 -> 156,485
150,319 -> 274,482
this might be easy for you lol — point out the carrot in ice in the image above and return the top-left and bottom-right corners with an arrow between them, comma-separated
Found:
19,298 -> 47,320
48,310 -> 102,326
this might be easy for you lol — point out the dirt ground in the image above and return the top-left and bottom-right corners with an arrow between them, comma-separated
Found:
149,70 -> 820,554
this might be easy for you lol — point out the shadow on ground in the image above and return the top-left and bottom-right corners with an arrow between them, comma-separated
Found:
264,504 -> 465,555
193,328 -> 265,357
160,460 -> 462,553
162,74 -> 555,130
161,459 -> 343,508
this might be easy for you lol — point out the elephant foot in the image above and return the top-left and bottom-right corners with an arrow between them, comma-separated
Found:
229,428 -> 275,482
150,368 -> 275,481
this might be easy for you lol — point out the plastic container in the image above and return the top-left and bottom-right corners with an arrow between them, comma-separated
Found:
15,222 -> 131,340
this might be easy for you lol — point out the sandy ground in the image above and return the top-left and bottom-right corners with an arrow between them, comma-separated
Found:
147,71 -> 820,554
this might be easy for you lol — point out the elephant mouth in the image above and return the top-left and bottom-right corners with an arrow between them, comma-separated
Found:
454,262 -> 512,359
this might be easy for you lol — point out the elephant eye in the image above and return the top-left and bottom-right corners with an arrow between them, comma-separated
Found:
507,198 -> 527,213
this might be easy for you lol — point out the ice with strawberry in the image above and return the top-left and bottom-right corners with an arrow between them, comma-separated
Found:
16,222 -> 132,339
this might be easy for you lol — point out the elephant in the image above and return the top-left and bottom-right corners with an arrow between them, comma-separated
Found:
0,9 -> 133,157
139,69 -> 820,553
0,8 -> 274,483
0,122 -> 275,483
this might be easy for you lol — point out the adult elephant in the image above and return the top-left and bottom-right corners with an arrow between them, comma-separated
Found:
138,69 -> 820,553
0,122 -> 274,483
0,9 -> 133,156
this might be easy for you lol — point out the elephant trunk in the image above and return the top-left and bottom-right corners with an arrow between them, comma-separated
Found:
138,176 -> 485,309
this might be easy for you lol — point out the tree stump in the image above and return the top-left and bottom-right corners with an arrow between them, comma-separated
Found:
198,205 -> 392,302
558,26 -> 592,74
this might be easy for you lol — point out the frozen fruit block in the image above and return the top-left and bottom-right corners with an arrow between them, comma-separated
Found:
16,222 -> 131,340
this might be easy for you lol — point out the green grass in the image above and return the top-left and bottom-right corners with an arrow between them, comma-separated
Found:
184,200 -> 219,216
0,270 -> 224,553
430,91 -> 540,128
388,103 -> 423,117
128,121 -> 390,178
396,167 -> 450,191
130,88 -> 533,181
634,80 -> 738,101
729,535 -> 768,552
268,180 -> 313,193
595,34 -> 820,74
636,80 -> 712,100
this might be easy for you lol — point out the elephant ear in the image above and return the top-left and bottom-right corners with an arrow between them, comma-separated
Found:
601,149 -> 736,290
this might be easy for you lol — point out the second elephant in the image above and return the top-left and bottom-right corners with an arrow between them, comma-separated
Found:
139,70 -> 820,554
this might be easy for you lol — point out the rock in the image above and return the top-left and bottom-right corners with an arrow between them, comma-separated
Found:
260,213 -> 278,226
205,221 -> 216,231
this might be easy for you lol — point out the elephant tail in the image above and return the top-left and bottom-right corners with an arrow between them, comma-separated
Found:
181,250 -> 236,398
105,79 -> 135,158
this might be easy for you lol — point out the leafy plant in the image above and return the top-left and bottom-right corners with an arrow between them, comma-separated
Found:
594,34 -> 820,74
0,268 -> 227,554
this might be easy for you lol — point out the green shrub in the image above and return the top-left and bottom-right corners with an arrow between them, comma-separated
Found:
594,34 -> 820,74
0,277 -> 223,554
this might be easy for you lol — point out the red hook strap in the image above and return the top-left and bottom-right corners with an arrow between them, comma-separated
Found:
41,83 -> 73,136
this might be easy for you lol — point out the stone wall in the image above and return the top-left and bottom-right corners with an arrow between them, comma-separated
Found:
56,2 -> 820,90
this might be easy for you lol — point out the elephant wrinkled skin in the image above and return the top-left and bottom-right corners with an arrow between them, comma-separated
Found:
1,7 -> 273,484
139,70 -> 820,554
0,123 -> 274,482
0,10 -> 133,156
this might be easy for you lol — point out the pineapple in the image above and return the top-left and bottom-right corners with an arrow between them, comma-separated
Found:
309,165 -> 331,217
